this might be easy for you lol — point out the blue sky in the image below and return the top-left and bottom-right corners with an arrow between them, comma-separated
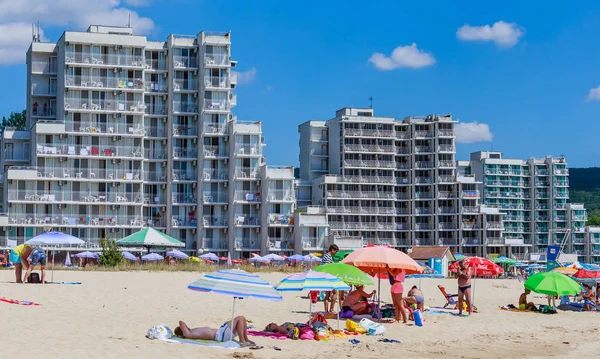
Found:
1,0 -> 600,167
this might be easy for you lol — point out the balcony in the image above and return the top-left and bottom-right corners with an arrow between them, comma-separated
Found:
461,191 -> 479,198
415,161 -> 434,169
440,238 -> 459,246
144,81 -> 168,93
462,238 -> 482,245
173,125 -> 198,137
202,145 -> 228,158
438,191 -> 456,199
202,169 -> 228,181
172,101 -> 198,114
235,144 -> 261,157
31,60 -> 57,74
144,171 -> 167,182
145,149 -> 168,160
487,237 -> 505,245
461,222 -> 481,230
31,84 -> 56,97
35,167 -> 142,182
299,237 -> 323,251
554,169 -> 568,176
344,128 -> 396,138
343,175 -> 395,184
65,122 -> 145,137
172,169 -> 197,182
145,59 -> 167,71
203,99 -> 230,112
144,217 -> 166,228
438,129 -> 455,137
202,192 -> 228,203
234,215 -> 261,227
36,143 -> 143,159
234,238 -> 261,251
203,122 -> 228,135
171,192 -> 197,204
173,79 -> 199,92
234,191 -> 261,202
268,213 -> 294,226
438,145 -> 455,152
65,98 -> 145,114
553,191 -> 569,199
267,190 -> 294,202
65,53 -> 145,68
415,208 -> 432,215
414,192 -> 434,200
202,238 -> 228,250
414,238 -> 435,245
145,104 -> 168,116
329,221 -> 395,230
414,176 -> 433,184
438,222 -> 457,230
171,216 -> 198,228
203,76 -> 230,90
270,237 -> 295,251
438,160 -> 455,168
345,144 -> 395,153
553,180 -> 569,187
8,190 -> 144,204
439,206 -> 456,214
235,167 -> 259,179
173,147 -> 197,160
414,130 -> 433,138
65,76 -> 144,91
486,222 -> 503,230
438,176 -> 455,183
173,55 -> 198,68
414,146 -> 433,153
9,214 -> 145,228
202,216 -> 228,227
204,54 -> 230,67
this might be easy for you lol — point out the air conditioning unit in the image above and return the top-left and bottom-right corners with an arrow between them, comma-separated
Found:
255,227 -> 260,233
192,161 -> 197,167
223,182 -> 228,188
288,227 -> 293,233
161,162 -> 167,167
223,228 -> 228,234
163,72 -> 168,78
162,139 -> 167,145
161,206 -> 166,212
256,203 -> 260,209
223,158 -> 228,164
113,67 -> 119,73
192,228 -> 196,234
256,180 -> 261,186
193,92 -> 197,98
223,204 -> 228,211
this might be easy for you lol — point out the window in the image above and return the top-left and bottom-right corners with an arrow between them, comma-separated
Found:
4,143 -> 13,160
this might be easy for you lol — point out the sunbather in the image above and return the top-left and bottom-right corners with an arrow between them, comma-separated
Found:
174,316 -> 255,346
341,285 -> 376,315
404,285 -> 425,311
582,284 -> 595,311
518,289 -> 536,311
264,322 -> 302,339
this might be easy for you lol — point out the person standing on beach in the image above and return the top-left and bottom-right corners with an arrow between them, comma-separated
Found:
389,268 -> 407,323
23,247 -> 47,283
321,244 -> 339,313
9,243 -> 33,283
457,261 -> 473,316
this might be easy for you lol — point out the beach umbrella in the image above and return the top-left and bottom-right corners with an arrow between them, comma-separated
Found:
551,267 -> 578,276
141,253 -> 164,261
572,269 -> 600,282
64,252 -> 72,267
166,249 -> 189,260
122,251 -> 138,261
454,253 -> 465,260
25,232 -> 85,282
74,251 -> 99,259
494,256 -> 517,265
342,246 -> 423,320
219,256 -> 228,261
263,253 -> 285,261
448,257 -> 504,276
198,252 -> 218,261
303,254 -> 322,263
524,271 -> 582,297
188,269 -> 282,343
313,263 -> 374,287
288,254 -> 304,261
117,228 -> 184,252
249,256 -> 270,263
251,252 -> 260,258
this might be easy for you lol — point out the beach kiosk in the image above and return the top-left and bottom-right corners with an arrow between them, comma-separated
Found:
408,246 -> 455,277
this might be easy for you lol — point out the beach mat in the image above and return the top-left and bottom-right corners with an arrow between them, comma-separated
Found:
0,297 -> 41,306
49,281 -> 82,285
426,307 -> 459,315
248,330 -> 288,340
164,337 -> 240,349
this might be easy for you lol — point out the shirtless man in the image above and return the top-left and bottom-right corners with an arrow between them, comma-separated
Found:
519,289 -> 536,311
457,261 -> 473,316
174,316 -> 255,346
404,285 -> 425,311
341,285 -> 376,315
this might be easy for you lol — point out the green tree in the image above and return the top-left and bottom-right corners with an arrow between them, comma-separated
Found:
0,110 -> 26,135
99,236 -> 124,267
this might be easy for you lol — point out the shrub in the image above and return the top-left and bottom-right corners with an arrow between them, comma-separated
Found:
99,237 -> 123,267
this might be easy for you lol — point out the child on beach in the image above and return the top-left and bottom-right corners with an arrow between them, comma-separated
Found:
174,316 -> 255,346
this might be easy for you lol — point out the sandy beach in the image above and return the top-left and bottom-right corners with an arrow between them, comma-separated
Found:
1,270 -> 597,359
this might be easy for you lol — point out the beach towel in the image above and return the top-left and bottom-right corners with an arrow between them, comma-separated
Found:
164,337 -> 240,348
0,297 -> 41,306
49,281 -> 82,285
248,331 -> 289,340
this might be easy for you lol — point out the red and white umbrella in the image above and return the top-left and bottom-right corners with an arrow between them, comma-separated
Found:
449,257 -> 504,276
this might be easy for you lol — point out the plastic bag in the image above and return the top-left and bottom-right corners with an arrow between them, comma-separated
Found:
359,318 -> 386,335
346,319 -> 367,334
146,325 -> 173,340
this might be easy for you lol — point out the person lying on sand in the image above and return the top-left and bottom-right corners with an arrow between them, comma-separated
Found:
341,285 -> 376,315
174,316 -> 255,346
264,322 -> 302,339
519,289 -> 536,311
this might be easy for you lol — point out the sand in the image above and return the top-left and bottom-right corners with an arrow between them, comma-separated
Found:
1,269 -> 598,359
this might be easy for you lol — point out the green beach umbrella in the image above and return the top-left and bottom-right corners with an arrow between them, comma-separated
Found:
117,227 -> 185,252
313,263 -> 374,286
524,271 -> 582,296
494,256 -> 517,265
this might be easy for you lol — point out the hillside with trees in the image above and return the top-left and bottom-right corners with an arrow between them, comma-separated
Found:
570,167 -> 600,225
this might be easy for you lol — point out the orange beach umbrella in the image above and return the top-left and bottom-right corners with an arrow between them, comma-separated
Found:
342,246 -> 423,274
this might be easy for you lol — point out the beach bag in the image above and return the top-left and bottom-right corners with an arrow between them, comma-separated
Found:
28,273 -> 40,284
345,319 -> 367,334
146,325 -> 173,340
359,318 -> 386,336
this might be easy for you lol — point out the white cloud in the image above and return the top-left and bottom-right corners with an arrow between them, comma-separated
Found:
236,68 -> 257,85
586,86 -> 600,102
123,0 -> 150,6
368,43 -> 435,70
456,21 -> 523,48
262,85 -> 273,94
0,0 -> 155,65
455,122 -> 493,143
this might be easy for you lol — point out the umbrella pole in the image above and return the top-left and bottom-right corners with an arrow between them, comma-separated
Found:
378,267 -> 381,322
51,249 -> 55,283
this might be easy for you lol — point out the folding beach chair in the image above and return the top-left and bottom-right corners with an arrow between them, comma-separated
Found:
438,285 -> 459,308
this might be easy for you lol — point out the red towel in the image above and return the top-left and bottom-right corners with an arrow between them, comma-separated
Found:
247,330 -> 288,340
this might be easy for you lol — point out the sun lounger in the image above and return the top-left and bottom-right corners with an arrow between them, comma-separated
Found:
438,285 -> 459,308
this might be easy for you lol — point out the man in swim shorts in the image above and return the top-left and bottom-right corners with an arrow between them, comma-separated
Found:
405,285 -> 425,311
174,316 -> 255,346
457,260 -> 473,315
23,247 -> 47,283
9,244 -> 33,283
518,289 -> 536,311
341,285 -> 376,315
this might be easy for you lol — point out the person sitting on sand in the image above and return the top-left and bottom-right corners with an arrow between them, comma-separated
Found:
264,322 -> 302,339
23,247 -> 47,284
174,316 -> 255,346
341,285 -> 376,315
582,284 -> 596,311
404,285 -> 425,312
519,289 -> 536,311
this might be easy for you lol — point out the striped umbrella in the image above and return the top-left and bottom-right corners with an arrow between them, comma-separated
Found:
117,227 -> 184,252
188,269 -> 282,343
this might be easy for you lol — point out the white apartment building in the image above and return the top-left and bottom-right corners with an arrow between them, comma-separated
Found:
298,107 -> 503,254
460,151 -> 588,262
0,25 -> 327,258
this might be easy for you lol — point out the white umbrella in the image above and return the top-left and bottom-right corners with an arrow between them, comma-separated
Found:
263,253 -> 285,261
24,232 -> 85,282
64,252 -> 72,267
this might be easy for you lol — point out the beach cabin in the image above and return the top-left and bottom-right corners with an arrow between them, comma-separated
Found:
409,246 -> 455,277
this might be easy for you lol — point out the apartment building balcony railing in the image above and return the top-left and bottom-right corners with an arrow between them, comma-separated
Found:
300,237 -> 324,250
396,162 -> 411,170
8,190 -> 144,204
65,53 -> 145,68
235,167 -> 259,179
414,238 -> 435,245
36,143 -> 143,159
65,122 -> 145,137
462,238 -> 482,245
461,191 -> 479,198
554,169 -> 569,175
438,176 -> 455,183
235,145 -> 261,156
486,222 -> 504,230
553,202 -> 568,209
203,99 -> 230,111
573,214 -> 588,221
414,146 -> 433,153
202,145 -> 228,158
31,60 -> 57,74
438,191 -> 456,199
173,147 -> 197,159
414,176 -> 433,184
415,208 -> 433,215
438,160 -> 455,168
267,190 -> 294,202
144,59 -> 167,71
396,147 -> 411,155
203,122 -> 228,135
202,169 -> 228,181
440,238 -> 460,246
65,98 -> 145,114
145,105 -> 168,116
234,238 -> 261,250
10,214 -> 145,228
345,144 -> 395,153
234,190 -> 261,202
173,125 -> 198,137
461,222 -> 481,230
344,128 -> 395,138
343,175 -> 395,184
327,190 -> 394,199
329,221 -> 395,230
203,76 -> 229,90
487,237 -> 505,245
268,213 -> 294,226
234,215 -> 261,227
31,85 -> 56,96
438,129 -> 455,137
439,206 -> 457,214
144,149 -> 168,160
414,192 -> 434,199
173,79 -> 199,92
344,159 -> 395,169
144,217 -> 166,228
171,216 -> 198,227
3,153 -> 28,161
395,192 -> 410,200
535,180 -> 550,187
201,192 -> 228,203
396,208 -> 410,215
172,101 -> 198,114
202,237 -> 228,250
535,192 -> 549,199
438,222 -> 457,230
31,107 -> 56,118
415,161 -> 434,169
204,54 -> 230,67
462,206 -> 479,213
172,169 -> 197,181
414,130 -> 433,138
553,180 -> 569,187
144,81 -> 168,93
172,192 -> 197,204
173,55 -> 198,68
35,167 -> 141,182
438,145 -> 455,152
535,216 -> 549,222
202,216 -> 228,227
554,215 -> 567,222
572,238 -> 586,245
553,191 -> 569,199
65,76 -> 144,91
143,171 -> 167,182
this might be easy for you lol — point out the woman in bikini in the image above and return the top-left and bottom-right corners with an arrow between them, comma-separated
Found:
389,268 -> 408,323
457,261 -> 473,316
